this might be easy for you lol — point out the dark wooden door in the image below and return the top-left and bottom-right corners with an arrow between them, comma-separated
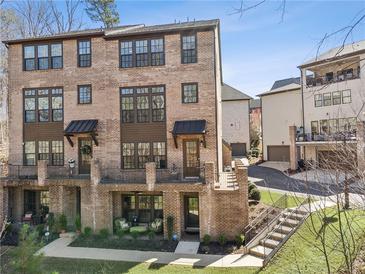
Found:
24,190 -> 36,214
185,196 -> 199,230
78,138 -> 92,174
183,139 -> 200,177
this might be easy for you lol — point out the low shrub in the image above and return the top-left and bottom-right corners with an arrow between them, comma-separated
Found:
250,188 -> 261,201
218,234 -> 227,247
58,214 -> 67,232
35,224 -> 45,238
148,231 -> 156,241
235,234 -> 245,247
167,216 -> 174,241
131,231 -> 139,241
99,228 -> 109,239
83,227 -> 92,237
248,182 -> 257,193
116,229 -> 125,239
75,215 -> 81,232
203,234 -> 211,246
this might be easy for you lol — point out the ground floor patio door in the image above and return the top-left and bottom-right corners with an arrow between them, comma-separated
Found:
78,138 -> 93,174
183,139 -> 200,178
184,196 -> 199,232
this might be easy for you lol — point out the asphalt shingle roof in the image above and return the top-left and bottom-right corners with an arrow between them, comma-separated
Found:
222,83 -> 251,101
271,77 -> 300,90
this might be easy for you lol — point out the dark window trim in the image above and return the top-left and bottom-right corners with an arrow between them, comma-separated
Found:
77,38 -> 92,67
181,82 -> 199,104
23,87 -> 64,124
77,84 -> 92,104
23,42 -> 63,71
119,36 -> 165,69
23,139 -> 64,166
180,32 -> 197,64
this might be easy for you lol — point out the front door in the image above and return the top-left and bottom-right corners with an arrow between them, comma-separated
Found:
184,196 -> 199,232
78,138 -> 92,174
183,139 -> 200,178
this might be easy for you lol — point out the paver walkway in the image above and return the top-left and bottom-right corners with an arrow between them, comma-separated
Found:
38,237 -> 264,268
174,241 -> 200,254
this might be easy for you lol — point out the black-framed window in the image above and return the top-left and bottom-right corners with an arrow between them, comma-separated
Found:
51,141 -> 64,166
24,141 -> 36,165
23,43 -> 62,71
342,90 -> 351,104
78,39 -> 91,67
182,83 -> 198,103
120,38 -> 165,68
51,88 -> 63,121
314,94 -> 322,107
24,140 -> 64,166
137,142 -> 150,168
38,89 -> 49,122
320,120 -> 329,134
181,34 -> 197,64
323,93 -> 331,106
122,143 -> 135,169
332,91 -> 341,105
38,141 -> 49,160
153,142 -> 166,168
120,86 -> 165,123
311,121 -> 319,135
78,85 -> 92,104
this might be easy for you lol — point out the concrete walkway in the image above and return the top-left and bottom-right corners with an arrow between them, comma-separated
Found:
258,161 -> 290,172
38,237 -> 264,268
174,241 -> 200,254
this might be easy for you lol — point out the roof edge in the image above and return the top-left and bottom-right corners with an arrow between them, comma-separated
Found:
257,86 -> 301,97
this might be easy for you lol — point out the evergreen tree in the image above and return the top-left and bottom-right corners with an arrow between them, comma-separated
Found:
84,0 -> 120,28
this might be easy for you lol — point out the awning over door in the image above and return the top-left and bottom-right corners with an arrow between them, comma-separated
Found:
64,119 -> 98,147
172,120 -> 207,148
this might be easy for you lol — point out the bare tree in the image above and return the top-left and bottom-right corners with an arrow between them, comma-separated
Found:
48,0 -> 84,34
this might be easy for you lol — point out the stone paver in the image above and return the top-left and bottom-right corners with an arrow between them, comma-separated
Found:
174,241 -> 200,254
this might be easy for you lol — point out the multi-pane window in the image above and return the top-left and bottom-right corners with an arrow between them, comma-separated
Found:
24,88 -> 63,123
311,121 -> 319,136
24,43 -> 62,71
329,119 -> 338,134
342,90 -> 351,104
332,91 -> 341,105
181,34 -> 197,64
120,86 -> 165,123
151,39 -> 164,66
120,41 -> 133,68
153,142 -> 166,168
38,141 -> 49,160
136,40 -> 148,67
24,141 -> 36,165
40,191 -> 50,208
122,143 -> 135,169
182,83 -> 198,103
320,120 -> 329,134
120,38 -> 165,68
78,85 -> 91,104
137,142 -> 150,168
314,94 -> 322,107
323,93 -> 331,106
51,141 -> 64,166
78,40 -> 91,67
154,196 -> 163,210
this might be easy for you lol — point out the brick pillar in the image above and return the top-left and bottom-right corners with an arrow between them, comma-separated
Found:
0,186 -> 8,224
13,187 -> 23,221
37,160 -> 48,185
145,162 -> 156,191
162,191 -> 181,239
90,159 -> 101,185
236,165 -> 249,227
357,121 -> 365,174
112,192 -> 122,218
49,185 -> 65,216
289,126 -> 297,170
0,163 -> 9,177
204,162 -> 215,189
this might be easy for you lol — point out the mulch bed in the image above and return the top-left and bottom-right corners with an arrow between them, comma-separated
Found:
198,242 -> 243,255
70,235 -> 178,252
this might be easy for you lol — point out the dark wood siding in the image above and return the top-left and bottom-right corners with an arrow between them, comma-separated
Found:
121,122 -> 166,142
267,145 -> 290,162
24,122 -> 64,141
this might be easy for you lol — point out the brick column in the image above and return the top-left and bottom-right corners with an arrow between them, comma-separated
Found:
37,160 -> 48,185
289,126 -> 297,170
0,186 -> 8,224
236,165 -> 249,227
204,162 -> 215,189
13,187 -> 23,221
90,159 -> 101,185
357,121 -> 365,173
49,185 -> 65,216
162,191 -> 181,239
145,162 -> 156,191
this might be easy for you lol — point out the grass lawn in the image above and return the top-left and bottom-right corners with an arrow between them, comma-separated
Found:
261,208 -> 365,274
260,189 -> 308,208
38,257 -> 260,274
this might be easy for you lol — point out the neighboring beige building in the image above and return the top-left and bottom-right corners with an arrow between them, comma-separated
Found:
258,78 -> 302,162
222,83 -> 251,157
0,20 -> 249,240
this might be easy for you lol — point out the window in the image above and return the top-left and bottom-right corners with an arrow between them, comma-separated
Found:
24,141 -> 36,165
332,91 -> 341,105
342,90 -> 351,104
181,34 -> 197,64
40,191 -> 50,208
23,43 -> 62,71
137,142 -> 150,168
320,120 -> 329,134
153,142 -> 166,168
51,141 -> 64,166
136,40 -> 149,67
38,95 -> 49,122
152,95 -> 165,121
323,93 -> 331,106
38,141 -> 49,160
136,96 -> 149,122
78,40 -> 91,67
314,94 -> 322,107
329,119 -> 338,134
51,88 -> 63,121
78,85 -> 91,104
151,38 -> 164,66
311,121 -> 318,135
120,41 -> 133,68
122,143 -> 135,169
121,97 -> 134,123
138,196 -> 151,209
24,96 -> 36,122
182,83 -> 198,103
325,72 -> 333,82
24,46 -> 35,71
154,196 -> 163,210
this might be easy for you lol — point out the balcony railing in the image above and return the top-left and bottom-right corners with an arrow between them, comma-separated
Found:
101,168 -> 146,184
156,166 -> 205,183
0,164 -> 38,179
306,69 -> 360,87
297,131 -> 357,142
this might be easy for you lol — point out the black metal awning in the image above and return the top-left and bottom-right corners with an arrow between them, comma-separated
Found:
172,120 -> 207,148
64,119 -> 98,147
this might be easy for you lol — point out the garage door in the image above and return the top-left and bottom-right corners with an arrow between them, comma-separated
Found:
267,145 -> 290,162
231,143 -> 247,157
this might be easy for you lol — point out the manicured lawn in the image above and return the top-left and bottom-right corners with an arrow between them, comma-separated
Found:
260,190 -> 308,208
39,257 -> 260,274
261,209 -> 365,274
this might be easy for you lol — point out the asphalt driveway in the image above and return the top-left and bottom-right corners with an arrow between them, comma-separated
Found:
248,165 -> 363,196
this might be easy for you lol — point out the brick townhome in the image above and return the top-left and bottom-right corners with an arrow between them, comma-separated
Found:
0,19 -> 248,240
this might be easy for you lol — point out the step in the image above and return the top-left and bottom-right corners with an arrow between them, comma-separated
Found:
268,231 -> 287,241
279,217 -> 300,227
288,208 -> 308,216
274,225 -> 292,234
260,238 -> 281,249
283,211 -> 305,220
249,245 -> 273,258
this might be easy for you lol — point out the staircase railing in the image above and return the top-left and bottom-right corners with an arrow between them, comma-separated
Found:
244,194 -> 288,248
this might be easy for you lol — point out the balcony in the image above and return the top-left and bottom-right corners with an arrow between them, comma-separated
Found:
0,164 -> 38,180
296,131 -> 357,143
306,68 -> 360,87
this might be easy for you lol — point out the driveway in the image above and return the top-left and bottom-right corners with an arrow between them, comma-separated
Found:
248,165 -> 364,196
